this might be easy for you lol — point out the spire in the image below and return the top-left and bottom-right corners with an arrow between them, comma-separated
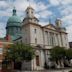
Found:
49,18 -> 51,24
12,7 -> 16,16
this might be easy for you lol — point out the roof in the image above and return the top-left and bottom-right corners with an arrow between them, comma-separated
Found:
23,17 -> 39,22
43,24 -> 67,34
22,21 -> 67,34
7,16 -> 21,23
26,6 -> 34,11
7,8 -> 21,27
10,33 -> 22,41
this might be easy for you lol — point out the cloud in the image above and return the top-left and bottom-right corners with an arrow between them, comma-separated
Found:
0,10 -> 11,16
58,1 -> 72,42
60,5 -> 72,16
49,0 -> 72,6
0,22 -> 6,38
13,0 -> 52,19
3,0 -> 49,19
49,0 -> 60,6
0,1 -> 9,8
61,0 -> 72,5
35,2 -> 48,12
39,21 -> 49,26
38,10 -> 53,18
14,0 -> 29,11
35,13 -> 40,18
61,13 -> 72,42
62,14 -> 72,26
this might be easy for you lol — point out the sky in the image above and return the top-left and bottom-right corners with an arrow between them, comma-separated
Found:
0,0 -> 72,42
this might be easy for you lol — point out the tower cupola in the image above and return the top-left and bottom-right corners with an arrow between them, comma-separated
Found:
55,18 -> 62,28
23,5 -> 39,24
25,6 -> 34,18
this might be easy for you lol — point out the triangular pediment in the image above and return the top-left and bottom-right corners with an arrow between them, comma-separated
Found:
45,24 -> 56,30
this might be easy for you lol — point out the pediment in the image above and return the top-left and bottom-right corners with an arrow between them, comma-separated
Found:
45,24 -> 56,30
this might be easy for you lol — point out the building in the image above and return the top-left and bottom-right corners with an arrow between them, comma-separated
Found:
6,6 -> 69,70
0,38 -> 5,69
0,38 -> 13,69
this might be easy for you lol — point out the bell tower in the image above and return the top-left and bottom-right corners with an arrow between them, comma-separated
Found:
23,6 -> 39,24
25,6 -> 34,18
23,0 -> 39,25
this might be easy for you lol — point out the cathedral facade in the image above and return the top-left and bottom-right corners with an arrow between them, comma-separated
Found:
6,6 -> 69,70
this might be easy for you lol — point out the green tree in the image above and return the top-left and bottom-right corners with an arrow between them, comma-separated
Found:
65,48 -> 72,60
50,46 -> 66,68
4,43 -> 35,70
50,46 -> 65,61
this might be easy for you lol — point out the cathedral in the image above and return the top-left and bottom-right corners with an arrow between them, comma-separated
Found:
5,5 -> 69,70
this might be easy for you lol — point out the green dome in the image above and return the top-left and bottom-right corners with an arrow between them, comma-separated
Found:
7,16 -> 21,26
7,16 -> 21,23
7,8 -> 21,27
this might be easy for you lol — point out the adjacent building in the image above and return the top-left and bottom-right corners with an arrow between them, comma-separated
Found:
0,38 -> 13,69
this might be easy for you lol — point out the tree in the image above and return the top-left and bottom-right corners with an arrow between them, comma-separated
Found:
65,49 -> 72,61
50,46 -> 65,61
50,46 -> 66,68
4,43 -> 35,70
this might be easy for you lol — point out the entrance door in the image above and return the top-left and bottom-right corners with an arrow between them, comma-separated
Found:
36,56 -> 40,66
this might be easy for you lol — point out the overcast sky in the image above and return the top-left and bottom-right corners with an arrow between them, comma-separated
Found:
0,0 -> 72,42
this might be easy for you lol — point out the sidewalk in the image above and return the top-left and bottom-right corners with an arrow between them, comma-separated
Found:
12,68 -> 72,72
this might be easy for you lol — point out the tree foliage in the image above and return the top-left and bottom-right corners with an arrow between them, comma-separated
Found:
5,43 -> 35,62
65,48 -> 72,60
50,46 -> 66,61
